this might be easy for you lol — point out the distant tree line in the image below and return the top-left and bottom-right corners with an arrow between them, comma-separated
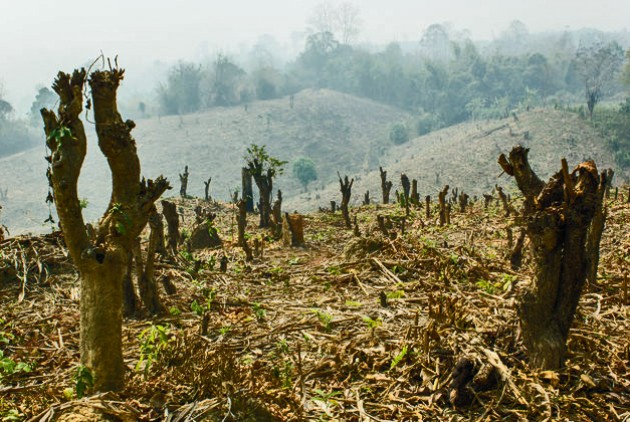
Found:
155,23 -> 628,131
0,85 -> 39,157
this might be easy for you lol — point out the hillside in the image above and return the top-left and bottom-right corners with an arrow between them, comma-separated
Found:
0,193 -> 628,420
0,89 -> 410,234
0,91 -> 624,235
287,109 -> 622,212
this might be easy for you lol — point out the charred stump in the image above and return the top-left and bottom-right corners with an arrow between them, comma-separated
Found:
237,199 -> 253,261
458,192 -> 470,213
498,146 -> 607,369
272,190 -> 283,239
495,185 -> 511,216
379,166 -> 393,204
179,165 -> 189,198
203,177 -> 212,201
338,172 -> 354,229
411,179 -> 420,205
188,206 -> 221,251
242,167 -> 254,213
483,193 -> 493,209
438,185 -> 449,226
161,200 -> 180,255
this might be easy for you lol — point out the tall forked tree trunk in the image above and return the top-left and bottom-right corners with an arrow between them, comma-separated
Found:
80,252 -> 127,390
41,68 -> 170,391
498,146 -> 606,369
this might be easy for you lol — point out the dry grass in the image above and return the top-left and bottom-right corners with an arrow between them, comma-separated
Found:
1,190 -> 628,421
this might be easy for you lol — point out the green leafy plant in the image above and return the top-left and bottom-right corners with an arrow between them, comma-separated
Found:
326,265 -> 341,276
386,290 -> 405,299
108,203 -> 131,235
46,125 -> 75,148
190,300 -> 204,316
312,309 -> 334,332
312,388 -> 341,405
79,198 -> 89,209
136,324 -> 170,373
73,365 -> 93,399
476,279 -> 498,294
390,345 -> 408,370
1,409 -> 23,421
362,316 -> 382,337
252,302 -> 267,321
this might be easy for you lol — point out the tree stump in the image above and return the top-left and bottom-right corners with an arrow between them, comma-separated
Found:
438,185 -> 449,226
495,185 -> 511,216
379,166 -> 393,204
272,190 -> 283,239
411,179 -> 420,205
458,192 -> 470,213
161,200 -> 180,255
242,167 -> 254,212
203,177 -> 212,201
179,165 -> 189,198
237,199 -> 253,261
401,173 -> 411,201
425,195 -> 431,220
483,194 -> 493,209
498,146 -> 607,369
188,206 -> 221,250
338,172 -> 354,228
283,212 -> 305,246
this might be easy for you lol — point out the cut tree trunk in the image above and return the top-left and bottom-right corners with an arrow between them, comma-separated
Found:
179,165 -> 189,198
438,185 -> 449,226
272,190 -> 283,239
41,68 -> 170,391
379,167 -> 393,204
161,200 -> 180,255
338,173 -> 354,229
237,199 -> 253,261
498,146 -> 606,370
283,213 -> 305,246
204,177 -> 212,201
242,168 -> 254,213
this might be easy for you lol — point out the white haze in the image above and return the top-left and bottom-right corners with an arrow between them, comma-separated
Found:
1,0 -> 630,113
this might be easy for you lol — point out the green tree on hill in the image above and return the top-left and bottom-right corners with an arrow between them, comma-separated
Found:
292,157 -> 317,191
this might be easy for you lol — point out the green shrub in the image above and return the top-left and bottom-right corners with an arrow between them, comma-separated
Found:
389,122 -> 409,145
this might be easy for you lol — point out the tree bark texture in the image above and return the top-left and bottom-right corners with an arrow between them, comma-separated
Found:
41,68 -> 170,391
498,147 -> 606,370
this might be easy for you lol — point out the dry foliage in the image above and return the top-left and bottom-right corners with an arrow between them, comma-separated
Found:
0,192 -> 628,420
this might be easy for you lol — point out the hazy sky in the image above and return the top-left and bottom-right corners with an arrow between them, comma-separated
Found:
1,0 -> 629,113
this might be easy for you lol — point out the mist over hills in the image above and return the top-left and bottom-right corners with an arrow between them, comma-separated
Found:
0,89 -> 618,235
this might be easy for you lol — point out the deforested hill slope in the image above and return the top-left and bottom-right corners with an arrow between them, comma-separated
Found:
0,89 -> 410,234
288,109 -> 620,211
